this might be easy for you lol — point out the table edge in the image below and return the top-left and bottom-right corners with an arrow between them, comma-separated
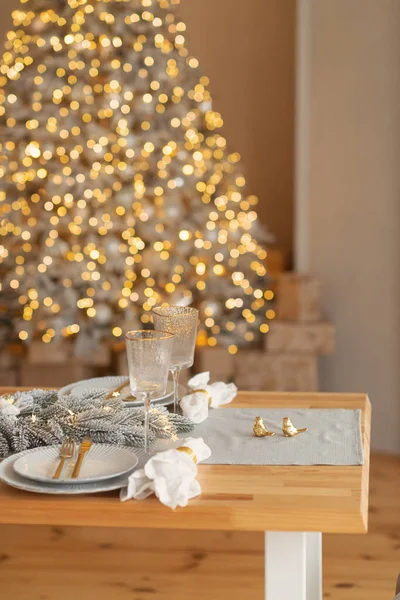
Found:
0,389 -> 371,534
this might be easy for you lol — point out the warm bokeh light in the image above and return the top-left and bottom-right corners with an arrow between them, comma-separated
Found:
0,0 -> 273,349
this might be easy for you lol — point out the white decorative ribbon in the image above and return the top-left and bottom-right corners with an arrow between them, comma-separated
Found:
179,372 -> 238,423
120,437 -> 211,509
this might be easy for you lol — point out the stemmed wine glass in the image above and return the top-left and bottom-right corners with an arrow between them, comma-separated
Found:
152,306 -> 199,414
125,330 -> 174,453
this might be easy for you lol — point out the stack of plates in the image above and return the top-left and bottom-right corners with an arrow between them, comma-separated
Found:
59,375 -> 186,408
0,444 -> 141,495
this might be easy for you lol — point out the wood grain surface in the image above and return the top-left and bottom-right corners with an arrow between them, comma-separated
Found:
0,389 -> 371,534
0,453 -> 397,600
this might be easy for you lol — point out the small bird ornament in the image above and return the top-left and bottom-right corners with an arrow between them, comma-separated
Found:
282,417 -> 308,437
253,416 -> 275,437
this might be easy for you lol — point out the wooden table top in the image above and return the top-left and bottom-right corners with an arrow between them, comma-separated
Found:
0,389 -> 371,534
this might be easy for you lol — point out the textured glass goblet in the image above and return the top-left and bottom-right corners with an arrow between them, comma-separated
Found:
152,306 -> 199,414
125,330 -> 174,453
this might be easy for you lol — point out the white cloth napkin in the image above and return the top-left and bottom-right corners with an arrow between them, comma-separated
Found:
179,372 -> 238,424
0,397 -> 20,418
120,437 -> 211,509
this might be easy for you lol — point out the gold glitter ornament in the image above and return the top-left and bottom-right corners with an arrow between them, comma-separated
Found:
282,417 -> 308,437
253,416 -> 275,438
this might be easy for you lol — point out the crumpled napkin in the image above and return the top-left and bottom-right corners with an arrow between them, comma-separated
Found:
120,437 -> 211,509
179,372 -> 237,424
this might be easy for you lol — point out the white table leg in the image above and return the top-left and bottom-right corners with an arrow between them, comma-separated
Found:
305,532 -> 322,599
265,532 -> 322,600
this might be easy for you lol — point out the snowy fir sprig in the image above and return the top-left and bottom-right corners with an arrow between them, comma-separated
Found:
0,388 -> 194,458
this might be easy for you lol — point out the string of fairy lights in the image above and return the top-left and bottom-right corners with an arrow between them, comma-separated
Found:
0,0 -> 274,354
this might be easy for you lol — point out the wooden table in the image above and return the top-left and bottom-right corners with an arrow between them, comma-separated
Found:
0,389 -> 371,600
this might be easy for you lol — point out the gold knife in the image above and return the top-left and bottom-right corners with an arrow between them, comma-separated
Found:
106,380 -> 138,403
71,438 -> 92,479
106,380 -> 129,399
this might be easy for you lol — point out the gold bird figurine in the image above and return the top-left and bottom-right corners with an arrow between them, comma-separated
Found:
253,416 -> 275,437
282,417 -> 308,437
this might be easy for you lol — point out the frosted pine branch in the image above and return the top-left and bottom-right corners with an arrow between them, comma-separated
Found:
0,389 -> 194,458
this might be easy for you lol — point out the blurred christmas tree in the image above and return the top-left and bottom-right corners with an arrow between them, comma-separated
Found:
0,0 -> 273,354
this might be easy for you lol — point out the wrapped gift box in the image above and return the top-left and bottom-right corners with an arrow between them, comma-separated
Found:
0,350 -> 17,371
234,352 -> 318,392
266,247 -> 286,277
276,273 -> 321,321
27,340 -> 73,365
194,346 -> 234,382
0,370 -> 18,387
81,343 -> 111,368
28,339 -> 111,369
117,350 -> 129,376
20,363 -> 95,388
265,321 -> 335,355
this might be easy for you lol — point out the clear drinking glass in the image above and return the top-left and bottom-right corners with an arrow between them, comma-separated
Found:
125,330 -> 174,453
152,306 -> 199,414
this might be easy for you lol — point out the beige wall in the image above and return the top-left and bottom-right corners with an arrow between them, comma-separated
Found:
308,0 -> 400,453
0,0 -> 295,261
180,0 -> 295,261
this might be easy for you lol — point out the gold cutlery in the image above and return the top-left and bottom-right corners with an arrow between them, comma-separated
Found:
106,380 -> 129,399
122,394 -> 138,402
52,438 -> 75,480
71,438 -> 92,479
106,380 -> 139,403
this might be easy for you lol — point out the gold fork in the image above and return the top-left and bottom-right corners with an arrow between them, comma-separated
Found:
106,380 -> 129,399
71,438 -> 92,479
52,438 -> 75,480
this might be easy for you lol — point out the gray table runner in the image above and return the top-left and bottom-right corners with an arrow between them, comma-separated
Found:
192,408 -> 363,466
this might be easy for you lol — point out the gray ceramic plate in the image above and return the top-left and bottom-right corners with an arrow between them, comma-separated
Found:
59,376 -> 185,408
13,444 -> 139,485
0,447 -> 144,495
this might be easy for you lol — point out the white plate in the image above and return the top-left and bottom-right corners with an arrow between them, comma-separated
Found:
13,444 -> 139,484
59,376 -> 185,408
0,447 -> 145,495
